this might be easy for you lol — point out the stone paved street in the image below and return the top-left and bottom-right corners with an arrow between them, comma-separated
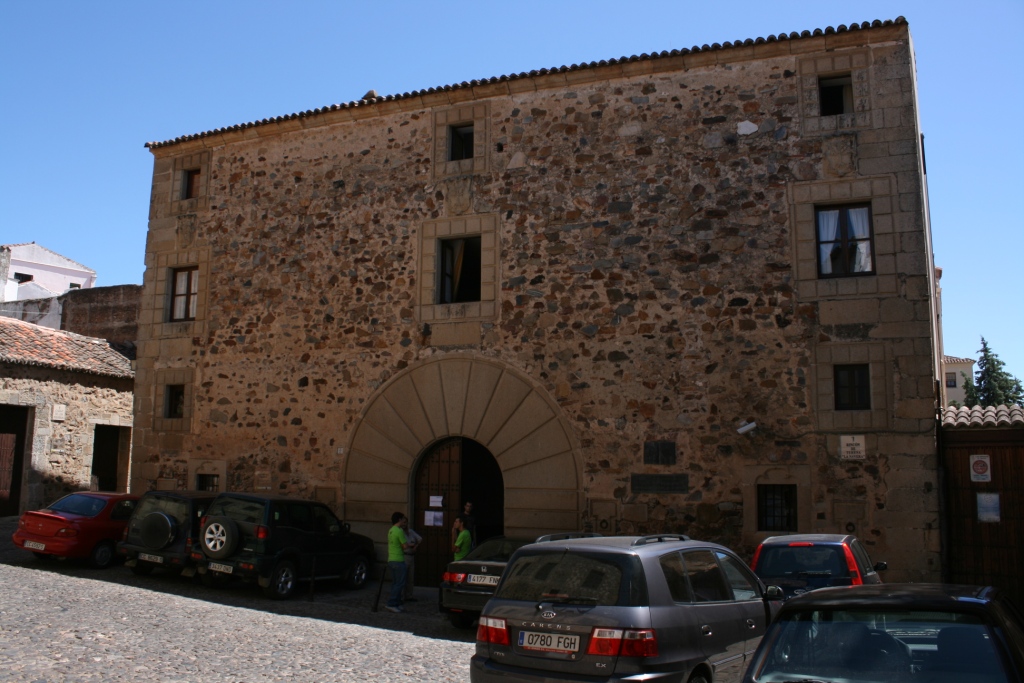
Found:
0,517 -> 474,682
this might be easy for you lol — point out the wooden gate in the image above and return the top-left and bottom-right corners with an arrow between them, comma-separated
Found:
413,438 -> 463,587
0,432 -> 17,514
941,428 -> 1024,605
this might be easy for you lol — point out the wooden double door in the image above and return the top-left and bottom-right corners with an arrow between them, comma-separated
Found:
412,437 -> 503,586
0,406 -> 29,516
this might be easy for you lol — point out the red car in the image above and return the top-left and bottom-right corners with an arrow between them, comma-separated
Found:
12,492 -> 139,568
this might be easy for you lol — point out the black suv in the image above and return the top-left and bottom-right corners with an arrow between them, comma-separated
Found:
193,492 -> 375,599
472,535 -> 783,683
118,490 -> 216,577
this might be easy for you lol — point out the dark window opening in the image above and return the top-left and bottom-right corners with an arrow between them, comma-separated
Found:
834,364 -> 871,411
68,283 -> 81,289
165,384 -> 185,419
945,372 -> 957,388
170,266 -> 199,321
816,204 -> 874,278
196,474 -> 219,492
13,272 -> 33,284
819,75 -> 853,116
758,484 -> 797,532
448,124 -> 474,161
643,441 -> 677,465
183,168 -> 202,199
438,236 -> 481,304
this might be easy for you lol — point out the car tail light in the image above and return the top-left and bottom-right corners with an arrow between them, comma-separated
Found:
55,527 -> 78,538
255,525 -> 269,540
842,544 -> 863,585
477,616 -> 510,645
443,572 -> 467,584
788,542 -> 814,547
121,527 -> 129,541
200,515 -> 208,529
586,628 -> 658,657
190,551 -> 204,561
750,544 -> 763,571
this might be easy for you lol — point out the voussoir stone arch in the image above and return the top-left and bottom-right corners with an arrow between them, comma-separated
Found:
343,355 -> 582,543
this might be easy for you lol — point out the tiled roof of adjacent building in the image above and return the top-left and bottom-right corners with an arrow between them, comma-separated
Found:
0,316 -> 133,379
146,17 -> 907,150
941,404 -> 1024,429
942,355 -> 974,364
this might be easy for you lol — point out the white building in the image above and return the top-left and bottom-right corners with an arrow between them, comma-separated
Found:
0,243 -> 96,303
942,355 -> 976,406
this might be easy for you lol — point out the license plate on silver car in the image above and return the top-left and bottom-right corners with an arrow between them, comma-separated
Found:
208,562 -> 233,574
138,553 -> 163,563
25,540 -> 45,551
467,574 -> 499,586
518,631 -> 580,653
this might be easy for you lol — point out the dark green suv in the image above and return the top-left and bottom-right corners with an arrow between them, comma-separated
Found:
194,492 -> 375,599
118,490 -> 216,577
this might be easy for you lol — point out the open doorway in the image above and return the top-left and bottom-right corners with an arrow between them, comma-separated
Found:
0,405 -> 30,516
91,425 -> 129,492
412,437 -> 503,587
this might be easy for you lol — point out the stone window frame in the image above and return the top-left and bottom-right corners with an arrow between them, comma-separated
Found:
153,367 -> 192,432
188,459 -> 227,493
742,465 -> 812,545
756,483 -> 798,532
791,175 -> 898,301
799,49 -> 872,136
433,103 -> 489,178
417,214 -> 498,323
815,342 -> 891,432
169,151 -> 211,214
149,249 -> 210,338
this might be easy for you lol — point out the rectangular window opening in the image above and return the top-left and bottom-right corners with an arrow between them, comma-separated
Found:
816,204 -> 874,278
182,168 -> 202,200
448,124 -> 474,161
757,484 -> 797,532
196,474 -> 219,492
13,272 -> 33,284
438,236 -> 481,304
643,441 -> 677,466
165,384 -> 185,419
170,266 -> 199,321
819,74 -> 853,116
834,364 -> 871,411
945,372 -> 957,388
68,283 -> 81,289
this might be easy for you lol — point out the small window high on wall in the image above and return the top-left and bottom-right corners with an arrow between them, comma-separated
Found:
438,236 -> 481,304
819,74 -> 853,116
448,124 -> 474,161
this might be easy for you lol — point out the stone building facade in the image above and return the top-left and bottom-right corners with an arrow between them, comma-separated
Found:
136,18 -> 940,581
0,317 -> 134,514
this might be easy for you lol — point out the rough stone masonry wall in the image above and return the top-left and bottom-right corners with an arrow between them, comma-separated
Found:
136,27 -> 939,578
0,364 -> 133,510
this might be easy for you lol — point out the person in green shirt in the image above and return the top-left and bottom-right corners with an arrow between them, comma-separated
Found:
386,512 -> 412,612
452,515 -> 472,561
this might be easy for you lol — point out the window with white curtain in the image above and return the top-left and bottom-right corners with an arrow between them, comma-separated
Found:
170,266 -> 199,321
816,204 -> 874,278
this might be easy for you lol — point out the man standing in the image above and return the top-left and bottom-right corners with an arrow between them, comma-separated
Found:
403,521 -> 422,602
462,500 -> 477,548
452,515 -> 472,562
386,512 -> 412,613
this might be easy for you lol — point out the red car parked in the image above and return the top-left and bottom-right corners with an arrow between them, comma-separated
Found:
12,492 -> 139,568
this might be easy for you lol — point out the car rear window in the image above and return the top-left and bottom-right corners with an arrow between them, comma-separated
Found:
756,545 -> 849,578
134,495 -> 190,521
208,496 -> 267,524
46,494 -> 107,517
495,550 -> 647,607
465,537 -> 531,563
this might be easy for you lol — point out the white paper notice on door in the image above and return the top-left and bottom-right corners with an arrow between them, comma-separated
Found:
429,495 -> 444,507
977,493 -> 1000,523
424,511 -> 445,527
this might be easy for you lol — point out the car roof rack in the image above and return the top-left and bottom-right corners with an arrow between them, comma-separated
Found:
535,532 -> 603,543
632,534 -> 691,546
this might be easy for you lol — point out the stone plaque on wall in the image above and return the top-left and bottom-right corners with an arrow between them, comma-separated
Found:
840,435 -> 866,460
254,471 -> 272,491
51,404 -> 66,421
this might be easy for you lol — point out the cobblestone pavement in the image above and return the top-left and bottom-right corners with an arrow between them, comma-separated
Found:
0,517 -> 475,682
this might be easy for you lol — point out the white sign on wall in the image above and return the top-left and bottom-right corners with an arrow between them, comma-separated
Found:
970,454 -> 992,483
840,435 -> 866,460
51,404 -> 66,421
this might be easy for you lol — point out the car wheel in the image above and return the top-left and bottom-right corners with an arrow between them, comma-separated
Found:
90,541 -> 115,569
263,560 -> 298,600
449,612 -> 477,629
201,516 -> 239,559
141,511 -> 178,549
131,562 -> 155,576
344,555 -> 370,589
688,675 -> 709,683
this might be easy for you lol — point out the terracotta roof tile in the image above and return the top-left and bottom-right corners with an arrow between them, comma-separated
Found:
0,316 -> 133,379
942,355 -> 974,364
941,405 -> 1024,429
145,17 -> 907,150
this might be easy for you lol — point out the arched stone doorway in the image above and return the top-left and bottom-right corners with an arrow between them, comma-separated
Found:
342,355 -> 582,566
413,437 -> 503,586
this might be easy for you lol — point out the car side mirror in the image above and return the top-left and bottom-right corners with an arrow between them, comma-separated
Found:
764,585 -> 785,600
341,522 -> 351,534
874,561 -> 887,571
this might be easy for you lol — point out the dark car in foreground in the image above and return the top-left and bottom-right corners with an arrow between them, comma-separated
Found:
741,583 -> 1024,683
751,533 -> 885,599
192,492 -> 375,599
12,492 -> 138,568
117,490 -> 216,578
472,534 -> 783,683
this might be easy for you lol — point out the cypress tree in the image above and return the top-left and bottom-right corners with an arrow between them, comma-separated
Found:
960,338 -> 1024,408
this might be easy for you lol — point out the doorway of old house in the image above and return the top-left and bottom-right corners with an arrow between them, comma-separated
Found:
91,425 -> 128,492
412,437 -> 503,587
0,405 -> 30,516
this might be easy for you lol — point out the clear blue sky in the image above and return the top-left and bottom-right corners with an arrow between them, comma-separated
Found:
1,0 -> 1021,379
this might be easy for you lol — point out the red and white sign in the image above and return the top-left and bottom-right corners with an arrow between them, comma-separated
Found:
970,454 -> 992,483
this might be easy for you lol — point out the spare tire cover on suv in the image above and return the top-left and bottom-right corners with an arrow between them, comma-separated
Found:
201,516 -> 240,560
140,511 -> 179,550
